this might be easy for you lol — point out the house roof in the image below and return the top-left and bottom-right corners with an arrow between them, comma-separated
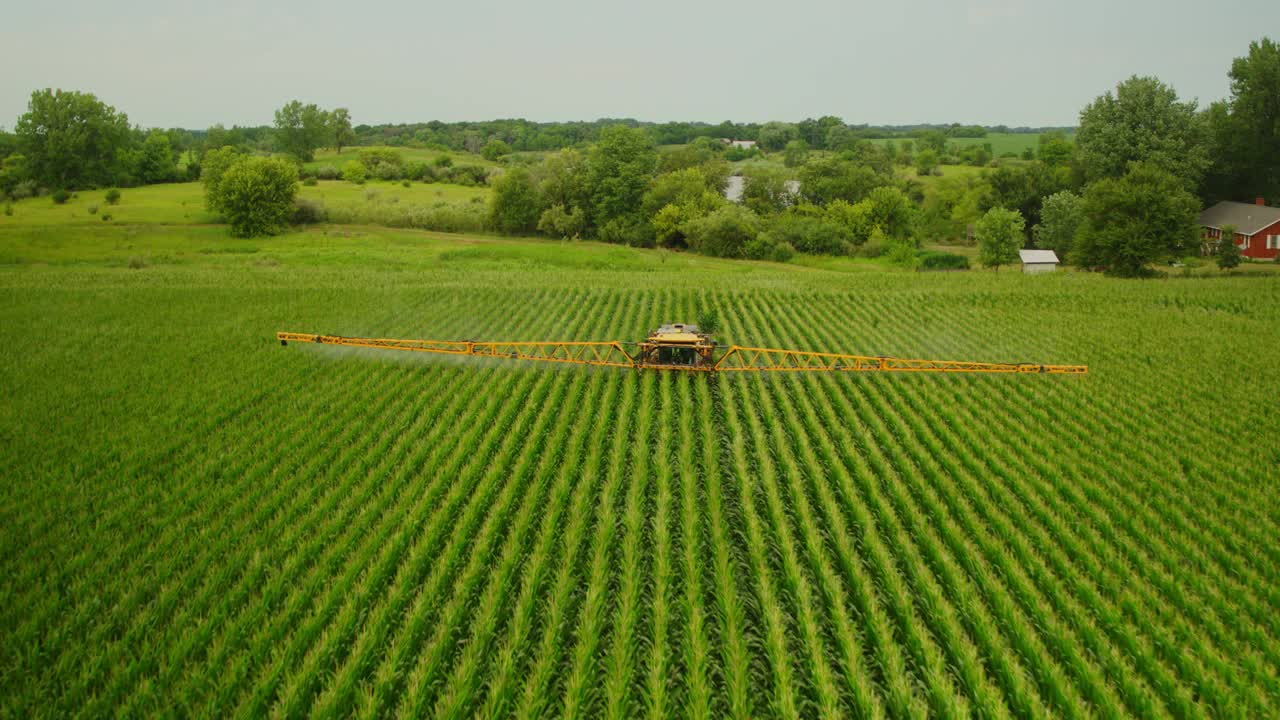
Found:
1019,249 -> 1059,264
1199,201 -> 1280,236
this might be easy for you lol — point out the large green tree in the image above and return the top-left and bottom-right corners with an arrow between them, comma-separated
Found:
1074,164 -> 1200,276
976,207 -> 1025,270
273,101 -> 330,162
1034,190 -> 1084,257
329,108 -> 355,154
15,89 -> 132,189
799,156 -> 891,206
586,125 -> 656,232
982,162 -> 1069,240
489,168 -> 544,234
1076,76 -> 1209,189
1203,38 -> 1280,203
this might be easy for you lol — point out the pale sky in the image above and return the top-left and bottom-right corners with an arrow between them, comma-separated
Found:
1,0 -> 1275,130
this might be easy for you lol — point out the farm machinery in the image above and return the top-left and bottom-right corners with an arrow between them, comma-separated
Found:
276,323 -> 1088,375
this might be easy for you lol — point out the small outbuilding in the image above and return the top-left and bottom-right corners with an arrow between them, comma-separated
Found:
1019,249 -> 1060,274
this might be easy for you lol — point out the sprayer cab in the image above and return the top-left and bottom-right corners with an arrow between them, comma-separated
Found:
636,323 -> 717,369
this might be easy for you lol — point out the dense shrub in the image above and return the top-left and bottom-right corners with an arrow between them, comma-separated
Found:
342,161 -> 367,184
448,164 -> 489,186
315,165 -> 341,180
3,204 -> 12,216
358,148 -> 403,172
373,163 -> 402,181
918,250 -> 970,270
207,156 -> 299,237
405,161 -> 435,182
292,198 -> 327,224
302,177 -> 318,186
538,204 -> 586,239
51,189 -> 70,204
87,204 -> 98,215
11,181 -> 36,200
744,232 -> 796,262
684,205 -> 760,258
480,139 -> 512,161
770,213 -> 850,255
597,216 -> 654,247
104,188 -> 121,204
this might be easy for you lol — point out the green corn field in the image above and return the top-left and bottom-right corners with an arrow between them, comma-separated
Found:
2,226 -> 1278,719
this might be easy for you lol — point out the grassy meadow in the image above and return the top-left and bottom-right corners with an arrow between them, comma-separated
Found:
2,180 -> 1279,718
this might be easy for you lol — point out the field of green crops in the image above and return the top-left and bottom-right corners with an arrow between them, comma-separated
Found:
2,218 -> 1279,718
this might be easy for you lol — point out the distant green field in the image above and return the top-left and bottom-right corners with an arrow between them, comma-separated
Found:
868,132 -> 1072,157
305,146 -> 499,172
0,180 -> 490,229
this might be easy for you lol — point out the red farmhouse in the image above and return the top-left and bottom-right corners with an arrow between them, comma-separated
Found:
1199,199 -> 1280,260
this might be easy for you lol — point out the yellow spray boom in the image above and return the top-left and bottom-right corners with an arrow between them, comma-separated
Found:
276,323 -> 1087,376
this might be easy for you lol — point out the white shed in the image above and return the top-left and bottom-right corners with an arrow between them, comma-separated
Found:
1019,249 -> 1059,274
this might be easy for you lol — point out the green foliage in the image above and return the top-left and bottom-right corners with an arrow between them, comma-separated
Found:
885,237 -> 921,269
916,129 -> 948,154
205,156 -> 299,237
1216,223 -> 1242,270
200,146 -> 244,210
537,204 -> 586,239
1203,38 -> 1280,204
783,140 -> 810,168
915,149 -> 940,177
1075,164 -> 1200,276
15,89 -> 132,189
757,121 -> 799,151
918,250 -> 970,270
641,167 -> 722,218
587,125 -> 657,230
480,139 -> 513,161
107,188 -> 123,205
51,189 -> 70,204
87,204 -> 98,215
799,156 -> 892,206
1037,131 -> 1074,167
291,197 -> 327,224
743,232 -> 796,262
976,206 -> 1025,269
1076,76 -> 1209,189
133,130 -> 177,185
273,100 -> 331,162
1034,191 -> 1083,257
489,168 -> 544,234
329,108 -> 355,153
358,148 -> 403,172
683,204 -> 760,257
982,162 -> 1069,238
657,138 -> 721,174
596,216 -> 653,247
769,208 -> 850,255
3,203 -> 12,216
740,167 -> 795,215
342,160 -> 367,184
